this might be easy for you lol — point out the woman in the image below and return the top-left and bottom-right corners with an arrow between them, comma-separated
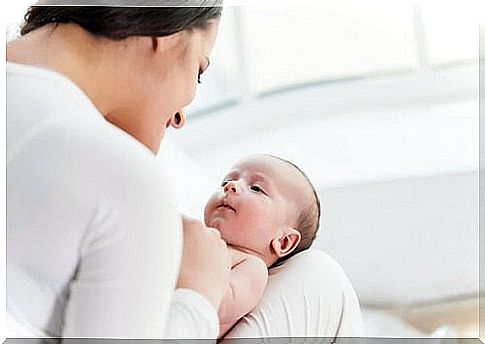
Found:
6,1 -> 230,338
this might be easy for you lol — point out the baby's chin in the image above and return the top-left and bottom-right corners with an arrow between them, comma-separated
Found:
205,217 -> 234,242
205,217 -> 238,243
205,215 -> 222,229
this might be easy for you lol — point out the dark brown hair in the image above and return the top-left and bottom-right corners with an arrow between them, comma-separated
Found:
21,2 -> 222,40
266,155 -> 322,266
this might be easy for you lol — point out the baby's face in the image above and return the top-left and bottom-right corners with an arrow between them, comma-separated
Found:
204,155 -> 309,261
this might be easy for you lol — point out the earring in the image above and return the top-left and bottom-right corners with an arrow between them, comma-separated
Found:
174,112 -> 181,125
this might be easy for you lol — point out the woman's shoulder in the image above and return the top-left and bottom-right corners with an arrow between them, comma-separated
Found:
7,61 -> 174,217
8,62 -> 159,174
7,62 -> 107,157
8,75 -> 167,203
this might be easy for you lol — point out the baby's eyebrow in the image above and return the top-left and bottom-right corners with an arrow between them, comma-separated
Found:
224,171 -> 239,180
251,172 -> 266,180
251,172 -> 273,186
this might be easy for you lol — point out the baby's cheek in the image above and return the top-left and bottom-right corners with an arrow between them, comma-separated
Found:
203,195 -> 218,225
253,206 -> 283,235
248,203 -> 273,223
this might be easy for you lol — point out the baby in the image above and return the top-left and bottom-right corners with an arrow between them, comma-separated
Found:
203,154 -> 321,337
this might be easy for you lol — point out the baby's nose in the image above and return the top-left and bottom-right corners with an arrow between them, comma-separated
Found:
223,181 -> 240,194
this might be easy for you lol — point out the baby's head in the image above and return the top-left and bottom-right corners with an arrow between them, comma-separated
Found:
204,154 -> 321,267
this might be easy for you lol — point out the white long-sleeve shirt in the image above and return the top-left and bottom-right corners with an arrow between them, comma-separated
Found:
6,62 -> 218,339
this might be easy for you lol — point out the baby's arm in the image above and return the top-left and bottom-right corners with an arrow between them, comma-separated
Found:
218,255 -> 268,338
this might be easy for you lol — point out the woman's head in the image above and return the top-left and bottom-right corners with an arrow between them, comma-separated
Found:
19,2 -> 222,152
21,4 -> 223,39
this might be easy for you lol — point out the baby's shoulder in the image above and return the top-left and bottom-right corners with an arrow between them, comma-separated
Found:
243,254 -> 268,271
229,247 -> 265,267
228,246 -> 250,263
238,254 -> 268,283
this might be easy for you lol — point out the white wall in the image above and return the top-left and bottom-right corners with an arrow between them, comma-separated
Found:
318,172 -> 478,307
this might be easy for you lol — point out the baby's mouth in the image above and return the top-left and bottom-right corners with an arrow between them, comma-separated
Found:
217,201 -> 236,213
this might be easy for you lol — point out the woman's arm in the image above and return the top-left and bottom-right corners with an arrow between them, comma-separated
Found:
60,135 -> 183,338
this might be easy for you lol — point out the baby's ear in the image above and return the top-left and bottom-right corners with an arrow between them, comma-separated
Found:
271,227 -> 301,258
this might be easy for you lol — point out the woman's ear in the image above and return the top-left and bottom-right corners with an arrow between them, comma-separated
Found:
271,228 -> 301,258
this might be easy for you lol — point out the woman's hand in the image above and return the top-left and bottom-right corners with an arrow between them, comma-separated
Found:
176,215 -> 231,311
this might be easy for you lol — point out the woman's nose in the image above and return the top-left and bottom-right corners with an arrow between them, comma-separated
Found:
223,181 -> 241,195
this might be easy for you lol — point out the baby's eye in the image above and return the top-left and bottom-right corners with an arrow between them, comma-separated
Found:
221,180 -> 229,187
197,69 -> 203,84
251,185 -> 264,193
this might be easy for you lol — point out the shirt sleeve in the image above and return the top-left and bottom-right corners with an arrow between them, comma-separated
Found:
60,129 -> 184,338
164,289 -> 220,339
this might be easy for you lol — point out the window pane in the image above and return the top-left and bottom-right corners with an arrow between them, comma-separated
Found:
420,2 -> 480,66
240,3 -> 417,93
6,0 -> 34,41
186,7 -> 241,113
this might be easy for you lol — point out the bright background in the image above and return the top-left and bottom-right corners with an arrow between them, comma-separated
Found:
6,0 -> 483,338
